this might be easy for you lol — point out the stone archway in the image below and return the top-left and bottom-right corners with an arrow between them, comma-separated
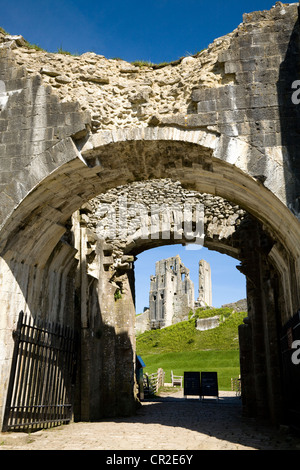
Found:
0,135 -> 298,426
72,171 -> 295,425
0,2 -> 300,430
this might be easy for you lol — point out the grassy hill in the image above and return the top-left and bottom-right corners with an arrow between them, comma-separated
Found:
136,307 -> 246,390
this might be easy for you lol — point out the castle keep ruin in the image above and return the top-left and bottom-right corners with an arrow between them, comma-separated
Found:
0,3 -> 300,431
149,255 -> 195,328
149,256 -> 212,329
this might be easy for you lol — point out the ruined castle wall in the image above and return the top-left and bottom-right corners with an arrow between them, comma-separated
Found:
149,255 -> 194,328
0,3 -> 300,425
197,259 -> 212,307
85,179 -> 246,263
3,29 -> 233,132
1,2 -> 299,216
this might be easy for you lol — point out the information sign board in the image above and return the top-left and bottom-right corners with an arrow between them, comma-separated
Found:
201,372 -> 218,398
184,372 -> 201,397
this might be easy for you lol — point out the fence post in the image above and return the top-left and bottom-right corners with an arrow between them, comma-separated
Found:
2,311 -> 24,431
157,368 -> 164,391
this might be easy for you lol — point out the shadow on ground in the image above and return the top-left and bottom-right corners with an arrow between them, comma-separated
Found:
1,391 -> 299,450
117,391 -> 300,450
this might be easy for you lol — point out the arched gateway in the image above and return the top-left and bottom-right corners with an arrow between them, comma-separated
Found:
0,2 -> 300,430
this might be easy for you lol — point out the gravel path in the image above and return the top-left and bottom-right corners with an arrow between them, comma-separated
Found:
1,390 -> 299,451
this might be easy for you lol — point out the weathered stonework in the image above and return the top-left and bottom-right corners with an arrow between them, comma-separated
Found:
135,309 -> 150,335
196,260 -> 212,307
147,255 -> 212,329
149,255 -> 195,328
196,316 -> 220,331
85,178 -> 246,263
222,298 -> 248,312
0,2 -> 300,429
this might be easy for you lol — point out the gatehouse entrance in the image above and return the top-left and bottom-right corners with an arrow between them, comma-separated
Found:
0,2 -> 300,433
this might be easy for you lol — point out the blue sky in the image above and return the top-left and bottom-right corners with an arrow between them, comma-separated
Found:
135,245 -> 246,314
2,0 -> 283,311
1,0 -> 284,64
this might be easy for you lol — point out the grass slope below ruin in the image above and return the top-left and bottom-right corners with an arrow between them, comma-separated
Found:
136,308 -> 246,390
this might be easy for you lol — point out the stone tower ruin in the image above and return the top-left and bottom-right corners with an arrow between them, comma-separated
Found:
149,255 -> 213,329
149,255 -> 195,328
196,259 -> 212,307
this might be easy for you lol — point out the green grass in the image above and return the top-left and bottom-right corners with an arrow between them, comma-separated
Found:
141,350 -> 240,391
131,60 -> 154,67
24,41 -> 45,52
190,306 -> 233,320
56,45 -> 79,56
137,310 -> 245,354
136,308 -> 245,390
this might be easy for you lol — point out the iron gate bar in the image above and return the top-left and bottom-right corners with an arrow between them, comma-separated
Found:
2,311 -> 78,432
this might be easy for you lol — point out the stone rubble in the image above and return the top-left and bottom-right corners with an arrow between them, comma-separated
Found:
84,179 -> 245,265
0,27 -> 235,132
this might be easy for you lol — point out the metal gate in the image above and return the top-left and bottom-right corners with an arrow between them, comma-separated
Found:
2,311 -> 78,432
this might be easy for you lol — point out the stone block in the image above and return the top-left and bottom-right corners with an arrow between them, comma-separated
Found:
79,74 -> 109,84
192,87 -> 216,103
252,32 -> 277,45
197,100 -> 217,113
196,316 -> 219,331
258,93 -> 279,108
218,109 -> 247,125
47,113 -> 67,128
1,131 -> 20,144
0,170 -> 18,186
4,35 -> 27,47
264,43 -> 290,58
3,142 -> 24,158
40,67 -> 60,77
248,107 -> 280,121
60,101 -> 81,113
224,61 -> 241,74
55,75 -> 72,84
253,69 -> 280,84
239,45 -> 264,60
0,120 -> 8,132
218,49 -> 238,63
187,113 -> 218,127
235,71 -> 254,85
4,77 -> 27,93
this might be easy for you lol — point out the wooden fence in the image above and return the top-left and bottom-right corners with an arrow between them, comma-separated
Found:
143,368 -> 165,396
231,376 -> 241,396
2,311 -> 78,432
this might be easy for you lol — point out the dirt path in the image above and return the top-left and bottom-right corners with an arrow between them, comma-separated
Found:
1,390 -> 299,451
